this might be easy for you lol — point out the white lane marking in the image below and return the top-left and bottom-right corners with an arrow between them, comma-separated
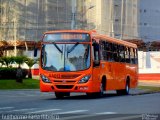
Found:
28,109 -> 61,114
0,107 -> 14,110
60,112 -> 115,120
103,115 -> 142,120
8,108 -> 37,112
96,112 -> 117,115
56,110 -> 88,114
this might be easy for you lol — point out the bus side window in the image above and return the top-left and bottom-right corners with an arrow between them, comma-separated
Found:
119,46 -> 125,62
125,47 -> 130,63
100,40 -> 107,61
112,44 -> 119,62
103,41 -> 112,61
109,43 -> 114,61
106,51 -> 112,61
130,48 -> 135,64
134,49 -> 138,64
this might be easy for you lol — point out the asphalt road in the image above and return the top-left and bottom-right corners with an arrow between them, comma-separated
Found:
0,89 -> 160,120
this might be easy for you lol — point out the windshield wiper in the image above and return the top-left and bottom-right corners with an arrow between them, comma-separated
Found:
52,42 -> 63,53
67,42 -> 79,54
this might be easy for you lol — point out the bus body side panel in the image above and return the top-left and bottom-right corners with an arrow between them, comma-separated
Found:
92,66 -> 101,93
100,61 -> 115,90
98,61 -> 138,91
112,62 -> 126,90
126,64 -> 138,88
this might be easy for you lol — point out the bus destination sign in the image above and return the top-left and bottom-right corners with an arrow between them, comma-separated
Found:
43,33 -> 90,42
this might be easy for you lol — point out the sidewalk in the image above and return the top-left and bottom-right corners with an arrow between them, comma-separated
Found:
138,80 -> 160,87
32,75 -> 39,80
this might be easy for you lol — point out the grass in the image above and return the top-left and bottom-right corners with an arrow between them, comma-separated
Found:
0,78 -> 39,89
138,86 -> 160,92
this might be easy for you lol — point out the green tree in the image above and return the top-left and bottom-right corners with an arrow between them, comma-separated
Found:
1,56 -> 15,67
0,57 -> 4,67
25,58 -> 37,78
14,56 -> 27,67
14,56 -> 27,83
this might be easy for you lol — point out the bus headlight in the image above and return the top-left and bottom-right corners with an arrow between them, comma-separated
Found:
41,74 -> 51,83
79,75 -> 91,83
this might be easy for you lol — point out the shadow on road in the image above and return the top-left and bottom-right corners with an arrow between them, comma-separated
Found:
45,93 -> 130,100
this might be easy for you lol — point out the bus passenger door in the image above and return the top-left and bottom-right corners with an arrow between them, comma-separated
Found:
92,42 -> 101,92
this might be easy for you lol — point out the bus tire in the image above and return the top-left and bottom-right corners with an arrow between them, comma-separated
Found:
97,81 -> 105,97
123,80 -> 130,95
117,80 -> 130,95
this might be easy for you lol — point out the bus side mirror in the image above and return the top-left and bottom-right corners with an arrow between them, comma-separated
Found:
92,42 -> 99,51
34,43 -> 38,57
34,48 -> 38,57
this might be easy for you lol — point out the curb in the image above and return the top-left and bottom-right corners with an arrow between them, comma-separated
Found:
131,91 -> 160,96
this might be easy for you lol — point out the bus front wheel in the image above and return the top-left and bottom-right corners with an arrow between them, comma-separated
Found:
92,82 -> 105,98
117,81 -> 130,95
98,82 -> 105,97
123,81 -> 130,95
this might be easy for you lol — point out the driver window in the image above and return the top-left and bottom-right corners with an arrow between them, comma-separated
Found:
92,41 -> 100,66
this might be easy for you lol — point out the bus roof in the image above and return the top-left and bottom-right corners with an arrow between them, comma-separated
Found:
44,30 -> 94,34
44,30 -> 137,48
93,34 -> 137,48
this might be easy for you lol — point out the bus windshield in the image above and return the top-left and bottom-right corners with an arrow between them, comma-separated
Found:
41,43 -> 90,71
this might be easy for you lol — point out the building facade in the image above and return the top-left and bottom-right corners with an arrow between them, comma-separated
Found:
0,0 -> 73,41
139,0 -> 160,42
0,0 -> 140,41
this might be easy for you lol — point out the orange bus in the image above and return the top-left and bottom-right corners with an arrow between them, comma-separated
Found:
35,30 -> 138,98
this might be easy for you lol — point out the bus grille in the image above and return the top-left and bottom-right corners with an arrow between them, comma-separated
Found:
56,85 -> 74,89
54,80 -> 76,84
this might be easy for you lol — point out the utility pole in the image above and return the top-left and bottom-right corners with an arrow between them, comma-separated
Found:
13,18 -> 17,56
45,0 -> 48,31
71,0 -> 76,29
36,0 -> 40,41
24,0 -> 27,41
120,0 -> 124,39
82,5 -> 95,29
0,0 -> 2,41
109,0 -> 114,37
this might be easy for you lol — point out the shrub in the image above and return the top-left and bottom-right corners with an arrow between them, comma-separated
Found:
0,67 -> 28,79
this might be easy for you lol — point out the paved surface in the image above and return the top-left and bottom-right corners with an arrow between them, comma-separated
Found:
0,89 -> 160,120
139,80 -> 160,87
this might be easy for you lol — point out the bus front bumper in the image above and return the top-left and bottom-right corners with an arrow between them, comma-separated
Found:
40,80 -> 96,93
